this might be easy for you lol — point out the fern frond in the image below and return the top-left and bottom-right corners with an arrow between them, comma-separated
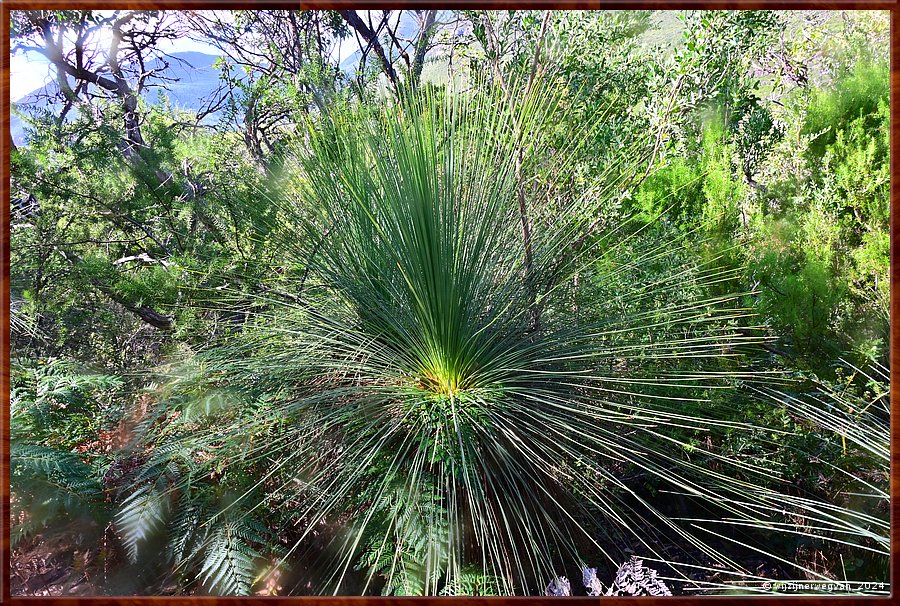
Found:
11,443 -> 101,495
10,442 -> 105,545
199,518 -> 263,595
440,566 -> 503,596
115,467 -> 176,563
356,480 -> 451,596
168,489 -> 205,567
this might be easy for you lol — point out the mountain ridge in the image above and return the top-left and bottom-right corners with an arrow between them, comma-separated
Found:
11,51 -> 224,144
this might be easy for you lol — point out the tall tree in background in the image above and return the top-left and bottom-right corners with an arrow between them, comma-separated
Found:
12,11 -> 181,175
10,10 -> 191,332
183,10 -> 348,169
338,10 -> 440,92
10,10 -> 273,341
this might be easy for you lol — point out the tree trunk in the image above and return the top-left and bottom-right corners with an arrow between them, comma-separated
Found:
409,10 -> 437,88
339,10 -> 399,90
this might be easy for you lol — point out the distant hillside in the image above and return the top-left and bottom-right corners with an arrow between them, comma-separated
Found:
11,16 -> 444,144
146,51 -> 225,111
11,51 -> 224,144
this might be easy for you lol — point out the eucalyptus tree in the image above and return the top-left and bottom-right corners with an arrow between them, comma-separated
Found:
11,11 -> 184,172
667,10 -> 787,187
10,10 -> 284,342
184,8 -> 449,168
10,10 -> 196,332
337,10 -> 443,93
183,10 -> 349,170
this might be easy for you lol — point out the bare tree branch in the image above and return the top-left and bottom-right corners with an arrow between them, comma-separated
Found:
339,10 -> 399,90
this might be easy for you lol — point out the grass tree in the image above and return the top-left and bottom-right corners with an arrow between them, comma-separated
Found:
114,77 -> 864,596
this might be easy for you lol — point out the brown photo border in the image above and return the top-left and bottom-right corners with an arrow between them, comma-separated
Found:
1,1 -> 897,603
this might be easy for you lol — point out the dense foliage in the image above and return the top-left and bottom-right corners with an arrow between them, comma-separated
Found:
9,9 -> 889,596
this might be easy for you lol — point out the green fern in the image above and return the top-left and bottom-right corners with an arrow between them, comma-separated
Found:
11,358 -> 123,447
356,480 -> 451,596
168,489 -> 205,567
115,462 -> 179,563
10,442 -> 106,546
199,516 -> 267,595
112,428 -> 283,595
440,566 -> 503,596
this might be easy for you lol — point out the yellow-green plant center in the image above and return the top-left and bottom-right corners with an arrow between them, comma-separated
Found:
418,364 -> 466,398
418,368 -> 462,398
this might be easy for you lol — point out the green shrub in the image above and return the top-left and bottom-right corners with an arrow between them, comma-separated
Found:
803,60 -> 888,162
